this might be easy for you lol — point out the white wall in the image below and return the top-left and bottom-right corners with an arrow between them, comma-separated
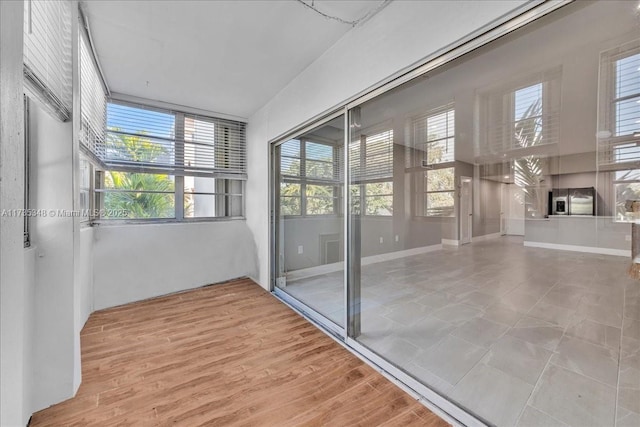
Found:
79,227 -> 94,326
93,221 -> 257,310
28,100 -> 79,410
0,1 -> 27,425
246,0 -> 529,288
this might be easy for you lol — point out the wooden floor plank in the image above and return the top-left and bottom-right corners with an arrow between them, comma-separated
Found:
30,279 -> 448,426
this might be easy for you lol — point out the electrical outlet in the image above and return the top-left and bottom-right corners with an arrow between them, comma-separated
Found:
626,235 -> 632,242
298,245 -> 303,254
379,237 -> 384,244
395,235 -> 399,242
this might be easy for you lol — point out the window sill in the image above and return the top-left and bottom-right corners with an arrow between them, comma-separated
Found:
91,216 -> 246,226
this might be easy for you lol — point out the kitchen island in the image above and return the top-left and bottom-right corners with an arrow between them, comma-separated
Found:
524,215 -> 631,257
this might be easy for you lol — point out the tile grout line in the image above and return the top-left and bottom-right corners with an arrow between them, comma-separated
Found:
442,273 -> 558,423
614,280 -> 627,427
511,278 -> 568,427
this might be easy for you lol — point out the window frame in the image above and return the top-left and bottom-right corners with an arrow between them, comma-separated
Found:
78,155 -> 96,224
95,100 -> 246,223
409,105 -> 456,218
479,67 -> 561,157
610,50 -> 640,140
411,104 -> 455,168
280,137 -> 341,218
350,127 -> 394,217
417,166 -> 456,218
24,95 -> 31,247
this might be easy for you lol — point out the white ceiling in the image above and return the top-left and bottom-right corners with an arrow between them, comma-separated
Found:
82,0 -> 389,119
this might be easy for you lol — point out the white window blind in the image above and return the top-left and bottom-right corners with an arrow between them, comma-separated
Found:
80,29 -> 106,163
350,129 -> 394,182
105,101 -> 247,179
280,139 -> 302,177
23,0 -> 72,121
479,67 -> 561,156
598,41 -> 640,168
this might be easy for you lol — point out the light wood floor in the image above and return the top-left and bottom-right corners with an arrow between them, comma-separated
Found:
31,278 -> 449,427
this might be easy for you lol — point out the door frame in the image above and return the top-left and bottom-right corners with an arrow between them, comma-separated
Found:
460,176 -> 473,245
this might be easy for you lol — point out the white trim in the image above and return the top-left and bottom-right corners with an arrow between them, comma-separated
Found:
362,244 -> 442,265
471,232 -> 502,242
523,241 -> 631,257
287,243 -> 443,281
441,239 -> 460,246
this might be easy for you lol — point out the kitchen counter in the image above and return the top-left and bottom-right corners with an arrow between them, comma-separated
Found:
524,215 -> 631,257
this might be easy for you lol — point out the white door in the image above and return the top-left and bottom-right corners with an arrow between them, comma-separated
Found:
500,183 -> 507,236
460,177 -> 472,244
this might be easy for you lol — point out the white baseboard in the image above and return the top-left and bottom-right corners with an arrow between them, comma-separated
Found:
287,243 -> 443,281
441,239 -> 460,246
523,241 -> 631,257
361,244 -> 442,266
471,232 -> 502,242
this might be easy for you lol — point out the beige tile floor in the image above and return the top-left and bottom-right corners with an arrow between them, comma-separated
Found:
283,236 -> 640,427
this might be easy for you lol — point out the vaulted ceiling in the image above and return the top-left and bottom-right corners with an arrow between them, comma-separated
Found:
82,0 -> 390,119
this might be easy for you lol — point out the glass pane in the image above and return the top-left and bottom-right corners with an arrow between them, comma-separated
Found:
306,159 -> 334,179
514,83 -> 542,121
425,191 -> 454,216
616,52 -> 640,99
104,171 -> 175,191
341,4 -> 635,427
615,169 -> 640,181
306,184 -> 335,215
280,183 -> 301,216
274,115 -> 345,328
103,171 -> 175,219
426,168 -> 454,192
184,193 -> 215,218
615,97 -> 640,136
616,182 -> 640,220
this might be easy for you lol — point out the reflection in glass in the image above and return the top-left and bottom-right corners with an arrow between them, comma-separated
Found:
273,2 -> 638,426
274,116 -> 345,327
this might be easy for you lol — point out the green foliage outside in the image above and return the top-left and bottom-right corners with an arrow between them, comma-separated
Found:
104,130 -> 175,218
422,132 -> 455,216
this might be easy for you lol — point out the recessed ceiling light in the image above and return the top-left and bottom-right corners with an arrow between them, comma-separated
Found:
504,175 -> 510,179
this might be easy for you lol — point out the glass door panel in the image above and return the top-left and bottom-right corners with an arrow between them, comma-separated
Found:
274,115 -> 345,327
344,3 -> 635,426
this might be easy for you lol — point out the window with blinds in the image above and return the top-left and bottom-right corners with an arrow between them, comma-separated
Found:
409,105 -> 456,217
279,138 -> 339,216
349,129 -> 394,216
80,28 -> 106,164
479,67 -> 561,156
411,105 -> 455,167
99,101 -> 246,220
350,129 -> 394,182
598,41 -> 640,168
104,102 -> 246,179
23,0 -> 73,121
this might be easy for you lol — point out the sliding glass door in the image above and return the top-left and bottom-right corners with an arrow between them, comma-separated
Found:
271,2 -> 638,426
273,114 -> 345,329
